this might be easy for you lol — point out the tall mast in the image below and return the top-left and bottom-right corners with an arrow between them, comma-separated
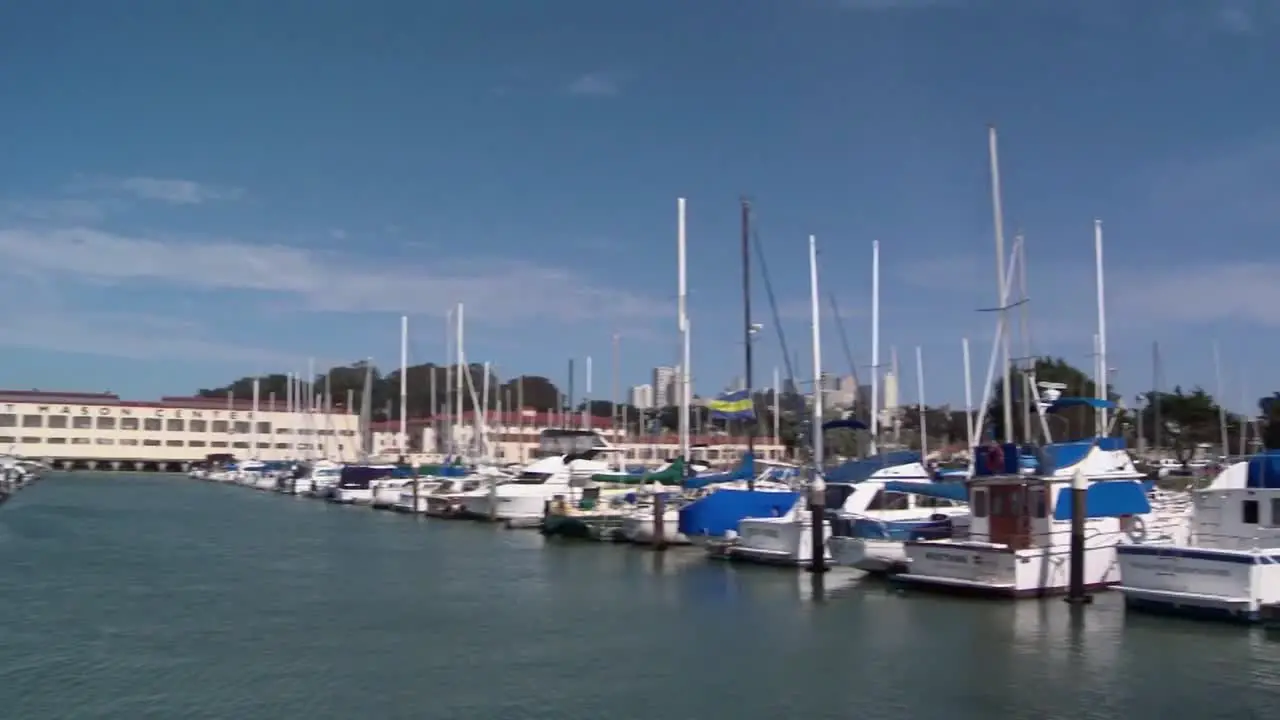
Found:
741,197 -> 756,490
869,240 -> 880,454
1093,219 -> 1109,432
987,125 -> 1014,443
677,197 -> 690,461
399,315 -> 409,456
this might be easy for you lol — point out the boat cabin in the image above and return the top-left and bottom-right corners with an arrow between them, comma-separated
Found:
533,429 -> 612,458
966,440 -> 1152,550
1189,452 -> 1280,551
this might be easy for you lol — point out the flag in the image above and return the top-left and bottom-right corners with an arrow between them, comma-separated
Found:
708,389 -> 755,421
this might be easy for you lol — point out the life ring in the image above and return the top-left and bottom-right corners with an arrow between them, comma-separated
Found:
1122,515 -> 1147,543
985,443 -> 1005,471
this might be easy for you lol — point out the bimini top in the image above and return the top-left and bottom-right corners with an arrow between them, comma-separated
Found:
826,450 -> 923,484
1246,452 -> 1280,489
973,438 -> 1127,477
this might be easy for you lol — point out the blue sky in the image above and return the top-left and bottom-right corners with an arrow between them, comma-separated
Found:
0,0 -> 1277,412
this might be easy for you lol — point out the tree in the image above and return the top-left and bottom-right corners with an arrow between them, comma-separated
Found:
1136,386 -> 1224,461
985,356 -> 1119,443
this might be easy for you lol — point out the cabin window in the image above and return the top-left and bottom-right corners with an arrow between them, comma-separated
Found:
917,496 -> 955,508
972,489 -> 988,518
1270,498 -> 1280,528
1243,500 -> 1259,525
1029,487 -> 1047,518
866,490 -> 910,511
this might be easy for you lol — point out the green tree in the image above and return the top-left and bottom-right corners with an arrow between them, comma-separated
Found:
1137,386 -> 1224,461
986,356 -> 1118,443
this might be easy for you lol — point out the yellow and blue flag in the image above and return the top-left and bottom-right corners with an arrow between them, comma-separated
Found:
708,389 -> 755,421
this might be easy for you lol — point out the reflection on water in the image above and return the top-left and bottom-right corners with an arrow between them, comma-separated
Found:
0,474 -> 1278,720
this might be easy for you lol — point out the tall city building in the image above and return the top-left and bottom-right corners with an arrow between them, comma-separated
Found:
629,384 -> 654,409
652,366 -> 677,407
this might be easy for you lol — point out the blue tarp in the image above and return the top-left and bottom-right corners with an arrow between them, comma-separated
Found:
881,481 -> 968,503
684,452 -> 756,490
826,450 -> 922,484
1052,480 -> 1151,521
1246,453 -> 1280,489
1047,397 -> 1118,412
677,489 -> 800,537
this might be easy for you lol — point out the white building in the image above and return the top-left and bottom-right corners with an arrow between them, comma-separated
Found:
629,383 -> 654,409
0,390 -> 362,470
652,366 -> 677,408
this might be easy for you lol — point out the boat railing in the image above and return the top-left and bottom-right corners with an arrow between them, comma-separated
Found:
1182,531 -> 1280,553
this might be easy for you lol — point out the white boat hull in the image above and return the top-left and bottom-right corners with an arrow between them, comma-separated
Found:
896,540 -> 1123,597
1115,545 -> 1280,622
827,536 -> 906,574
620,511 -> 689,545
726,517 -> 830,567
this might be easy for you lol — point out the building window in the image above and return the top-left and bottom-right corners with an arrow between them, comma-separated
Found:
255,421 -> 271,435
73,416 -> 92,429
46,415 -> 68,428
189,420 -> 208,433
233,421 -> 250,434
97,417 -> 116,430
121,417 -> 139,430
46,437 -> 66,444
143,418 -> 162,432
212,421 -> 229,433
96,438 -> 114,445
166,419 -> 184,432
189,440 -> 206,448
165,440 -> 183,447
232,441 -> 249,449
20,436 -> 41,444
210,441 -> 228,448
0,414 -> 16,427
276,427 -> 292,435
71,437 -> 91,445
143,439 -> 161,447
257,442 -> 271,449
119,438 -> 139,446
21,415 -> 42,428
275,443 -> 289,449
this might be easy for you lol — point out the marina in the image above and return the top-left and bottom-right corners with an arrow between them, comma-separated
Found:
2,470 -> 1280,718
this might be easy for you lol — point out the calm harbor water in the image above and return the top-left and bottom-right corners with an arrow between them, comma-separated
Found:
1,473 -> 1278,719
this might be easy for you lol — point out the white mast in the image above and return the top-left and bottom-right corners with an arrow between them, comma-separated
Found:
677,197 -> 691,460
285,372 -> 294,458
305,358 -> 315,460
455,303 -> 465,456
444,307 -> 453,456
1213,341 -> 1229,456
869,240 -> 880,454
250,377 -> 260,459
400,315 -> 409,455
988,125 -> 1014,443
584,355 -> 593,429
772,366 -> 781,446
809,235 -> 824,468
1093,218 -> 1109,431
962,338 -> 975,448
915,345 -> 927,460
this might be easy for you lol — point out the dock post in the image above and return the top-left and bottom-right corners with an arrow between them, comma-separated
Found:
806,472 -> 827,573
653,491 -> 668,552
1065,467 -> 1092,604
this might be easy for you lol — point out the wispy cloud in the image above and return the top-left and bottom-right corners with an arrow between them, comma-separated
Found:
0,226 -> 668,325
566,72 -> 619,97
1113,261 -> 1280,328
69,175 -> 243,205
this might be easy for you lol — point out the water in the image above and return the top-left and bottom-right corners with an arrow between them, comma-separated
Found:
1,474 -> 1278,719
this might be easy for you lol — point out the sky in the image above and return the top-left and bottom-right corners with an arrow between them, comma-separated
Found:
0,0 -> 1278,412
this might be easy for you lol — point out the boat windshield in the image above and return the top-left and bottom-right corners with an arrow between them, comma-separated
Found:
511,471 -> 553,485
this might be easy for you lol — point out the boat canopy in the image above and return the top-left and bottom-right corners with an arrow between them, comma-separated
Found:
880,480 -> 968,503
1246,452 -> 1280,489
825,450 -> 922,484
684,452 -> 756,489
1046,397 -> 1118,412
1052,480 -> 1151,521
